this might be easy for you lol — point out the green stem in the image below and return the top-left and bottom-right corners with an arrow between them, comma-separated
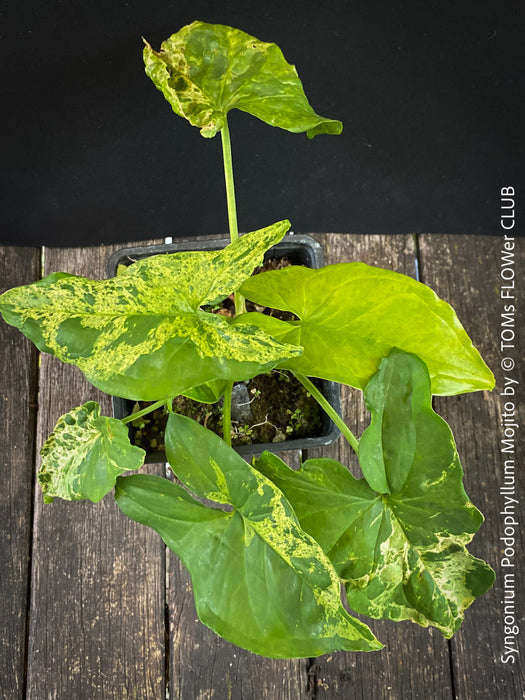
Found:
293,373 -> 360,455
223,381 -> 234,446
220,118 -> 239,244
220,118 -> 246,315
121,399 -> 167,425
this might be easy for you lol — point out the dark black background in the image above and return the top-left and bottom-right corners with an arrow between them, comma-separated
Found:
1,0 -> 523,245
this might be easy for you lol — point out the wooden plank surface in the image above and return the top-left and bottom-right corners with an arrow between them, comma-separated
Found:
0,247 -> 40,700
2,233 -> 521,699
26,243 -> 166,699
304,234 -> 455,700
419,234 -> 525,700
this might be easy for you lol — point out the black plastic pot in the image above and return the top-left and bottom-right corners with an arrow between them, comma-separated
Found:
107,234 -> 341,461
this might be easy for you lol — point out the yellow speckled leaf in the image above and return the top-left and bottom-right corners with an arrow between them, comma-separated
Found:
255,351 -> 495,637
0,222 -> 301,400
144,21 -> 342,139
39,401 -> 145,503
116,411 -> 382,657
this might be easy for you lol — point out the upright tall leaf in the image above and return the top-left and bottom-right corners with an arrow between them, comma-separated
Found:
115,413 -> 381,658
238,262 -> 494,395
144,21 -> 342,138
255,351 -> 495,637
0,221 -> 301,400
39,401 -> 145,503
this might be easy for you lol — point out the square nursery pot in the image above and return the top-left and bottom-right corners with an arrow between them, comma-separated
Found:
107,234 -> 341,461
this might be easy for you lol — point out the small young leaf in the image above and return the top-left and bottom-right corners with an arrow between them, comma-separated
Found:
255,351 -> 495,637
144,21 -> 342,139
39,401 -> 145,503
181,379 -> 228,403
0,222 -> 301,400
116,413 -> 382,657
238,262 -> 494,395
358,348 -> 440,493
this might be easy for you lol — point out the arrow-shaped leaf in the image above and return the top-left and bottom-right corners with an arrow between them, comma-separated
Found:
39,401 -> 145,503
238,262 -> 494,395
114,412 -> 381,657
0,221 -> 301,400
255,350 -> 495,637
144,21 -> 342,139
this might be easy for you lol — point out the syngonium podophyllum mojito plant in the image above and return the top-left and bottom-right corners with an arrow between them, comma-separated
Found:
0,22 -> 496,657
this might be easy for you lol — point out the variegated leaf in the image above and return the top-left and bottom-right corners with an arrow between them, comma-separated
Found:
114,413 -> 381,657
255,351 -> 495,637
39,401 -> 145,503
144,21 -> 342,138
0,221 -> 302,400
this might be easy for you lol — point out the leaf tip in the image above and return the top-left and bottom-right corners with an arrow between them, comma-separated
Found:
306,119 -> 343,139
142,37 -> 154,56
485,368 -> 496,391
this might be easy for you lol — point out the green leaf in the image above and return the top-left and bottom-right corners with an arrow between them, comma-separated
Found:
181,379 -> 228,403
144,21 -> 342,139
255,351 -> 495,637
238,262 -> 494,395
255,452 -> 380,570
358,347 -> 436,493
114,412 -> 381,657
38,401 -> 145,503
0,222 -> 302,401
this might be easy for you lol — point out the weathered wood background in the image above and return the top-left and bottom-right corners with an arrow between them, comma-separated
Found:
1,235 -> 523,699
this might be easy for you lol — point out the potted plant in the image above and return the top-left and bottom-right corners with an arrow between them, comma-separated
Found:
0,21 -> 495,659
107,233 -> 342,461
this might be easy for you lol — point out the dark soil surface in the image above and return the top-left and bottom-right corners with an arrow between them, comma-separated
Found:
131,370 -> 324,453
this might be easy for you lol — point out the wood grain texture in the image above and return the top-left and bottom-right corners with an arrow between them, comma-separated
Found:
168,552 -> 306,700
304,234 -> 455,700
419,234 -> 525,700
26,242 -> 166,699
3,233 -> 519,699
0,247 -> 40,700
167,440 -> 307,696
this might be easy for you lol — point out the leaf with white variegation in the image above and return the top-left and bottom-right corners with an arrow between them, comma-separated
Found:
238,262 -> 494,395
38,401 -> 145,503
255,350 -> 495,637
144,21 -> 342,139
115,413 -> 382,657
0,221 -> 301,400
